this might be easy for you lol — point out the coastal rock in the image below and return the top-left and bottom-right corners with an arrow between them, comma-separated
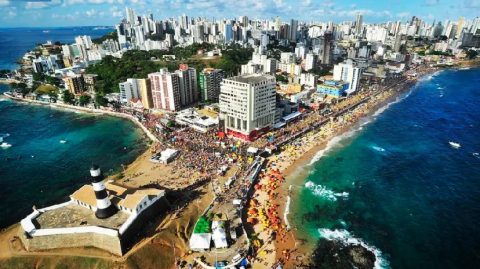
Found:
309,239 -> 375,269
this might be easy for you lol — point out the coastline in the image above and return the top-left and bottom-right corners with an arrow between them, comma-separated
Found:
268,68 -> 441,268
2,92 -> 159,144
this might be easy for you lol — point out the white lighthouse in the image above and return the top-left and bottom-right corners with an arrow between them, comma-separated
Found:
90,165 -> 117,219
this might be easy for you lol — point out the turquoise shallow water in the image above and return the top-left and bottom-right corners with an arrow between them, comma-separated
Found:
0,84 -> 148,228
291,68 -> 480,268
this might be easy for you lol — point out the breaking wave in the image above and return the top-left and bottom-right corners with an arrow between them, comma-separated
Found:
305,181 -> 349,201
318,228 -> 390,269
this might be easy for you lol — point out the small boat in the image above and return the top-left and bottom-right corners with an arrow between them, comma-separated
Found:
60,140 -> 67,144
449,142 -> 461,149
0,142 -> 12,148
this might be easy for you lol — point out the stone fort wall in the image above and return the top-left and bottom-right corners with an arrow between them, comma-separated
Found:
18,229 -> 123,256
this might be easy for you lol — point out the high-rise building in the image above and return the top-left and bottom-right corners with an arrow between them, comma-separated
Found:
63,75 -> 85,95
394,34 -> 404,52
456,17 -> 465,38
75,35 -> 92,50
355,14 -> 363,36
318,32 -> 334,64
289,19 -> 298,42
180,14 -> 189,31
333,59 -> 362,94
126,7 -> 137,25
219,74 -> 276,141
223,22 -> 233,42
305,53 -> 318,71
148,69 -> 181,111
239,16 -> 249,27
199,68 -> 224,102
137,79 -> 153,109
193,24 -> 205,43
119,79 -> 140,104
83,74 -> 98,93
176,64 -> 198,106
471,17 -> 480,34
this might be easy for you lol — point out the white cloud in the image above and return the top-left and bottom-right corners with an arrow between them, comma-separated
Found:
85,9 -> 96,17
25,0 -> 61,9
64,0 -> 124,5
336,9 -> 375,17
186,0 -> 216,10
0,0 -> 9,7
8,10 -> 16,17
110,6 -> 123,17
273,0 -> 285,8
397,12 -> 410,18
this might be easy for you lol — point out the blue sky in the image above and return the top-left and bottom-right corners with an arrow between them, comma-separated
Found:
0,0 -> 479,27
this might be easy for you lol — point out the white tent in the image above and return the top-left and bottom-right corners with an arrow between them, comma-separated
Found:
189,233 -> 211,251
159,148 -> 178,164
247,147 -> 259,155
212,221 -> 228,248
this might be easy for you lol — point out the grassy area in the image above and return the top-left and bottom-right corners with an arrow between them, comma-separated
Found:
193,215 -> 211,234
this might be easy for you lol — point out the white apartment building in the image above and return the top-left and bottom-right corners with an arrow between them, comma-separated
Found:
119,79 -> 140,104
280,52 -> 296,64
148,68 -> 181,111
333,59 -> 362,94
305,53 -> 318,71
219,74 -> 276,141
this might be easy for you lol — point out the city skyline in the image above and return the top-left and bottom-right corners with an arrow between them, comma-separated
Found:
1,0 -> 479,27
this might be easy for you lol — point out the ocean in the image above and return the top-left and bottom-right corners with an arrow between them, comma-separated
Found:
0,26 -> 112,71
291,68 -> 480,268
0,27 -> 147,229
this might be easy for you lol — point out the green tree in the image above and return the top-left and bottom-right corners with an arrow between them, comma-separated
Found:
92,31 -> 118,44
45,76 -> 61,87
78,95 -> 91,106
465,49 -> 478,59
275,74 -> 288,83
94,94 -> 108,108
33,72 -> 45,82
62,90 -> 75,105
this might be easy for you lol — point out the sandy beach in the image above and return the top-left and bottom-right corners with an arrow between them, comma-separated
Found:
250,68 -> 447,268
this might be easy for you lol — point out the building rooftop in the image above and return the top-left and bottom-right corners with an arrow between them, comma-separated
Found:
70,182 -> 131,208
70,185 -> 97,208
118,189 -> 164,210
227,74 -> 275,84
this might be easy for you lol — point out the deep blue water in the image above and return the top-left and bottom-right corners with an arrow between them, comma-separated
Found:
0,27 -> 112,71
0,85 -> 148,228
293,68 -> 480,268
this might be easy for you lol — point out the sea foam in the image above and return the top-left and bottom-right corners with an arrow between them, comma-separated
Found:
318,228 -> 390,269
373,89 -> 412,118
310,89 -> 413,165
284,185 -> 293,229
305,181 -> 349,201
